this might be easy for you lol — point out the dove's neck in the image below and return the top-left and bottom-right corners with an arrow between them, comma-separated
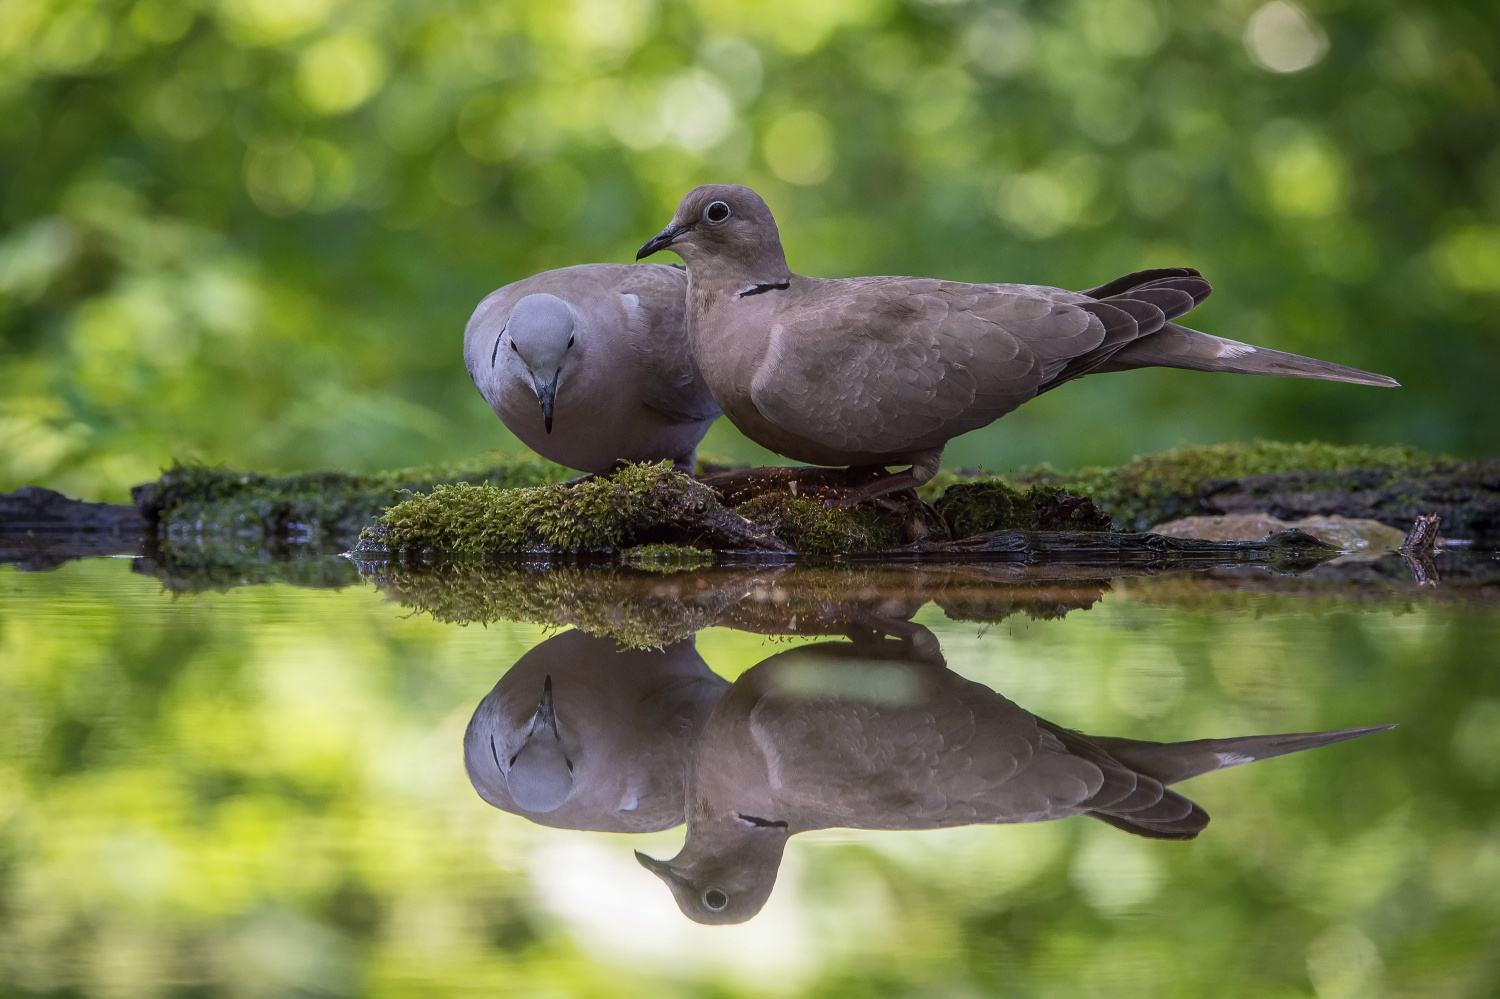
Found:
681,241 -> 794,304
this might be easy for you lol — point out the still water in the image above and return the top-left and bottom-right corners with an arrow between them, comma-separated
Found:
1,553 -> 1497,997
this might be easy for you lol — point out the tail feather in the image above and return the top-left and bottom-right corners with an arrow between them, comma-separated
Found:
1092,797 -> 1209,840
1096,323 -> 1400,388
1087,724 -> 1396,786
1081,267 -> 1209,304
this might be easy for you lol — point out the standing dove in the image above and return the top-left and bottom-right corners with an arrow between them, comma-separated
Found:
636,630 -> 1391,923
465,628 -> 729,833
637,185 -> 1399,504
463,263 -> 721,475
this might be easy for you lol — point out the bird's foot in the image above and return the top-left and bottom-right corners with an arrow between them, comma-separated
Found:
562,472 -> 597,487
823,469 -> 924,509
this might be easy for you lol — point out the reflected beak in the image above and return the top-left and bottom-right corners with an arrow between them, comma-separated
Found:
636,224 -> 690,260
532,372 -> 559,433
635,851 -> 690,887
530,675 -> 558,736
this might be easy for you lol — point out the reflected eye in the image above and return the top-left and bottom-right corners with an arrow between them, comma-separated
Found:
702,888 -> 729,911
567,333 -> 575,348
510,340 -> 518,352
703,200 -> 731,224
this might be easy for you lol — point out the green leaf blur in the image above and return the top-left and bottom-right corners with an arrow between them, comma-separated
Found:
1,0 -> 1497,501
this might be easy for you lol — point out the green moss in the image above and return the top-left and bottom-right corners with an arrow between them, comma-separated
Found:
364,562 -> 735,648
357,561 -> 1112,645
141,544 -> 361,593
735,492 -> 905,554
621,544 -> 716,572
364,461 -> 743,554
935,480 -> 1114,538
1009,440 -> 1433,531
134,452 -> 569,546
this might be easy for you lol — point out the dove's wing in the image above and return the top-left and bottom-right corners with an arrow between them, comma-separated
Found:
745,277 -> 1096,455
745,660 -> 1108,830
620,264 -> 722,423
743,270 -> 1225,456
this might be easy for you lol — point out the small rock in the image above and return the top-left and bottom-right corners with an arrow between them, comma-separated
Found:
1151,513 -> 1407,552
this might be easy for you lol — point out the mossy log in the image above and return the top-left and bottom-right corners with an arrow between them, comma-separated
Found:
358,463 -> 1121,558
5,441 -> 1498,568
132,455 -> 570,547
1006,440 -> 1500,542
349,560 -> 1129,647
879,526 -> 1341,573
356,463 -> 791,555
1195,461 -> 1500,546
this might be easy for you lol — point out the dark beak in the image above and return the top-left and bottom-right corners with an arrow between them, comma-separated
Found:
531,675 -> 557,735
635,851 -> 690,887
532,372 -> 559,433
637,224 -> 690,260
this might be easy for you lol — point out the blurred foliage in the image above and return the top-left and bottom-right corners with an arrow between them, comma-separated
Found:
1,0 -> 1498,503
1,560 -> 1498,995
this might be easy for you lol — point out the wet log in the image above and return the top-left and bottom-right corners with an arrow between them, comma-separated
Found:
877,526 -> 1340,572
0,487 -> 145,570
1199,459 -> 1500,546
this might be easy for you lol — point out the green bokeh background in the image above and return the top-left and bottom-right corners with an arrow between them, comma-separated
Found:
1,0 -> 1498,500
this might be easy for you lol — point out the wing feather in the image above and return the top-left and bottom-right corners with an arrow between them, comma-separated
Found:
748,278 -> 1107,455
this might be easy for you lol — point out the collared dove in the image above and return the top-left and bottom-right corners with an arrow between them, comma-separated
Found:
464,628 -> 729,833
463,263 -> 721,475
638,185 -> 1399,505
636,631 -> 1391,923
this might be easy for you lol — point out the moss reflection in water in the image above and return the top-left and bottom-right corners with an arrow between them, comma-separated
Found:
0,559 -> 1497,996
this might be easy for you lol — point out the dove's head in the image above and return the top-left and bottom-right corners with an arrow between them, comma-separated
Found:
635,813 -> 790,924
637,185 -> 790,283
494,292 -> 579,433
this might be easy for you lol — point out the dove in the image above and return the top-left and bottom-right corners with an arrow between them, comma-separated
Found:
463,263 -> 721,475
464,628 -> 729,833
635,630 -> 1392,923
637,185 -> 1400,505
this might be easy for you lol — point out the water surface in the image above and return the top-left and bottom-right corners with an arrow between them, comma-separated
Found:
1,553 -> 1497,996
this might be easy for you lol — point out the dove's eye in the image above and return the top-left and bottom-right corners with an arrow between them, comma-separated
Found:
703,200 -> 731,225
702,888 -> 729,911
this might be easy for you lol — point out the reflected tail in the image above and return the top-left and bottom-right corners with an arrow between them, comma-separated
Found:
1087,724 -> 1396,786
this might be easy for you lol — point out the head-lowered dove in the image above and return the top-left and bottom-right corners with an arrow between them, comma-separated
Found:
463,263 -> 721,475
464,628 -> 729,833
636,629 -> 1391,923
638,185 -> 1399,505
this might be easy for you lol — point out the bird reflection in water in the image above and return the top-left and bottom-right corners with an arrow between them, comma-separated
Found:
467,622 -> 1391,924
464,628 -> 728,832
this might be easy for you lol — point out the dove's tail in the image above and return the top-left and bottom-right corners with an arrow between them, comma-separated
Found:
1087,724 -> 1396,786
1076,267 -> 1398,388
1073,724 -> 1393,840
1098,323 -> 1401,388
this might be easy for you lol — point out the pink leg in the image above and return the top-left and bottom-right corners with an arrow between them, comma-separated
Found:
824,451 -> 943,509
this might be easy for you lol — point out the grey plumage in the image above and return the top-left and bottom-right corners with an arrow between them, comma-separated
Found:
464,628 -> 729,833
463,263 -> 721,475
637,185 -> 1399,502
636,632 -> 1391,923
